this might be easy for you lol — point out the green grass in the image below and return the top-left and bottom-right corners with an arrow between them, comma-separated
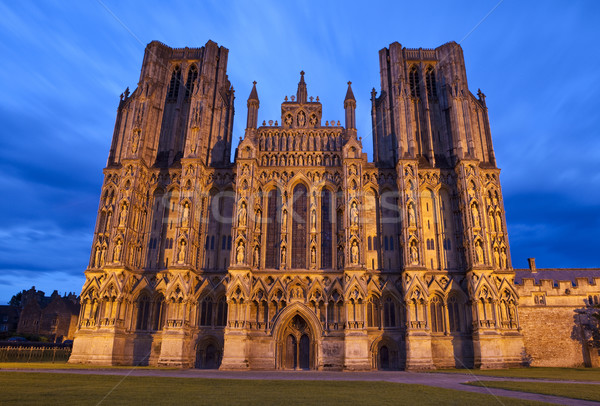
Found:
0,372 -> 547,405
434,367 -> 600,382
466,380 -> 600,402
0,362 -> 178,370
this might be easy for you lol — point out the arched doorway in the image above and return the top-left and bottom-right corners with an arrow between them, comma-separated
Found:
195,338 -> 222,369
379,345 -> 389,369
281,314 -> 313,370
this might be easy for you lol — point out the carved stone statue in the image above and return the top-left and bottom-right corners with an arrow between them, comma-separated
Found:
178,240 -> 186,263
475,241 -> 484,264
351,241 -> 359,264
500,248 -> 507,269
119,204 -> 128,227
297,111 -> 306,127
281,209 -> 287,231
337,246 -> 344,269
311,246 -> 316,264
410,241 -> 419,264
408,203 -> 416,226
471,203 -> 480,228
493,247 -> 500,267
237,201 -> 247,228
113,240 -> 122,263
236,241 -> 245,264
100,246 -> 107,266
350,202 -> 359,227
182,202 -> 190,227
281,246 -> 286,268
94,247 -> 101,267
311,209 -> 316,232
131,130 -> 140,153
255,210 -> 261,232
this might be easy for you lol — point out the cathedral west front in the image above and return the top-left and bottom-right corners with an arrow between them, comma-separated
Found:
68,40 -> 530,370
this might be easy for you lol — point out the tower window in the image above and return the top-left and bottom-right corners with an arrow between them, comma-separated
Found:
167,65 -> 181,101
409,66 -> 420,98
185,65 -> 198,99
425,66 -> 437,98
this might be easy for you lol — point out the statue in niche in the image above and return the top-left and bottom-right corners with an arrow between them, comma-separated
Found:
311,209 -> 316,232
131,130 -> 140,154
94,246 -> 101,267
350,202 -> 359,227
297,111 -> 306,127
281,246 -> 286,268
337,246 -> 344,269
488,212 -> 496,232
475,241 -> 484,264
100,246 -> 107,266
351,241 -> 359,264
495,212 -> 502,232
119,204 -> 128,227
410,241 -> 419,265
311,246 -> 316,264
113,240 -> 122,263
471,203 -> 480,228
500,248 -> 507,269
493,247 -> 500,267
281,209 -> 287,231
178,240 -> 186,263
182,202 -> 190,227
408,203 -> 416,226
253,246 -> 260,268
255,210 -> 261,232
237,201 -> 247,228
236,241 -> 245,264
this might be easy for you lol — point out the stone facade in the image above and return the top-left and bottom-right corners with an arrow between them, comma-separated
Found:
70,39 -> 534,369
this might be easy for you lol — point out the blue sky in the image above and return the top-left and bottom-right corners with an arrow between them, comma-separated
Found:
0,1 -> 599,303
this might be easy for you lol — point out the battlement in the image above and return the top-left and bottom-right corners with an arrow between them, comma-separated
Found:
401,41 -> 460,61
146,40 -> 225,61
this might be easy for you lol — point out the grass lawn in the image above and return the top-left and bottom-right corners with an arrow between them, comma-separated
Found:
434,367 -> 600,382
466,380 -> 600,402
0,362 -> 177,370
0,372 -> 547,406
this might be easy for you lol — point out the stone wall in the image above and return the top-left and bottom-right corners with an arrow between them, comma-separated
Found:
516,269 -> 600,367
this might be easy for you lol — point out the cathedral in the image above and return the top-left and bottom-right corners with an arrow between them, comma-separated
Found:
68,39 -> 530,370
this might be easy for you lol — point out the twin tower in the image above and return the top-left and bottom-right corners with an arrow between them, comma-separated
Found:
69,40 -> 523,370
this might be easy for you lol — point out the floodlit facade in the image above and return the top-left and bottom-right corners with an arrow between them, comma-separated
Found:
70,40 -> 597,370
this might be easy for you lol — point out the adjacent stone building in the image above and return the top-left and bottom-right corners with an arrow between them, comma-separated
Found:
16,287 -> 80,341
69,40 -> 600,369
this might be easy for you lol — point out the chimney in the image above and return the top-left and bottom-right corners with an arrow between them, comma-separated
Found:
528,258 -> 537,273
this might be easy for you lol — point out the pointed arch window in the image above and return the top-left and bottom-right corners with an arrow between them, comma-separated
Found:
430,296 -> 444,333
383,297 -> 396,327
320,189 -> 333,269
265,189 -> 281,268
447,295 -> 462,332
409,66 -> 420,98
200,297 -> 213,327
425,66 -> 437,98
292,184 -> 308,268
167,65 -> 181,101
185,65 -> 198,99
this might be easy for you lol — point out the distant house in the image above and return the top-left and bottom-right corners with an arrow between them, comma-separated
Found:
16,287 -> 80,342
0,305 -> 19,333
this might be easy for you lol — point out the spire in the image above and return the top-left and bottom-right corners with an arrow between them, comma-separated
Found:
344,81 -> 355,102
248,81 -> 259,103
296,70 -> 307,104
246,81 -> 259,129
344,81 -> 356,130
